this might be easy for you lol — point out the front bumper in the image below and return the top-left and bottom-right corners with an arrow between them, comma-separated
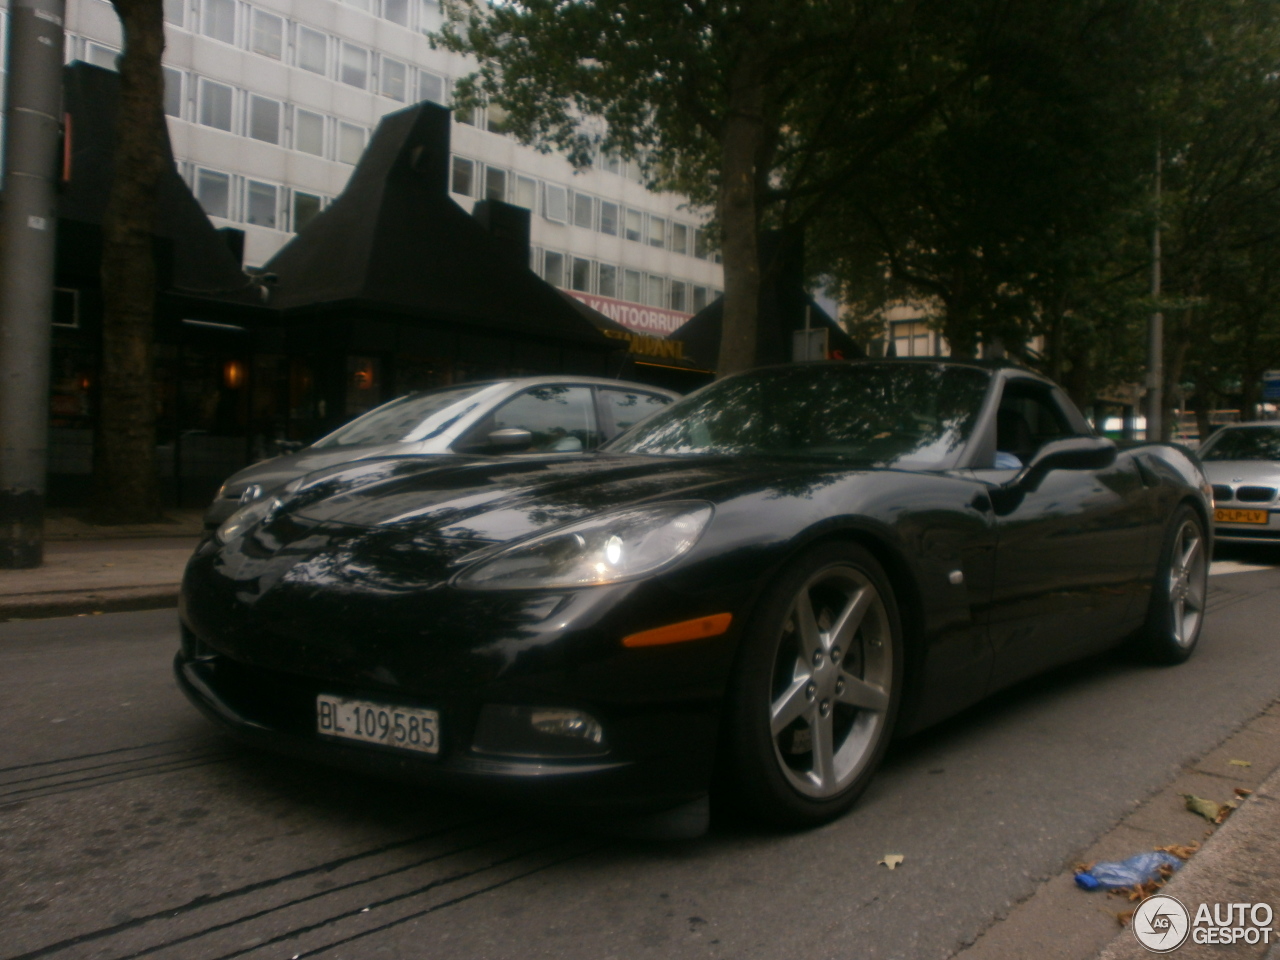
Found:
1212,507 -> 1280,543
174,629 -> 727,816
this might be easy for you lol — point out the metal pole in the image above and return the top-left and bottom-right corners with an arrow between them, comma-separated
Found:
1146,142 -> 1164,442
0,0 -> 66,568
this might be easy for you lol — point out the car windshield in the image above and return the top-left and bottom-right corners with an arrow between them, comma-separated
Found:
1200,426 -> 1280,461
607,363 -> 990,468
311,383 -> 498,449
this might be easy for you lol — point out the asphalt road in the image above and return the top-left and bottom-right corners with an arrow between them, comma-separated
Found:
3,553 -> 1280,960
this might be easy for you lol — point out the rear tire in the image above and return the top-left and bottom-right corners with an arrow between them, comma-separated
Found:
722,542 -> 904,828
1133,504 -> 1208,664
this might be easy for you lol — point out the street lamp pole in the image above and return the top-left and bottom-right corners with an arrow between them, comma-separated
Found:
0,0 -> 67,568
1146,142 -> 1164,442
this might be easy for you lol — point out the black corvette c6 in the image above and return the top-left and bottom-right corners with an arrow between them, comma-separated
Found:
178,360 -> 1212,832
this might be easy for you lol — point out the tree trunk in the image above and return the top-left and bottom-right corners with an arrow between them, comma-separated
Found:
92,0 -> 167,523
715,59 -> 765,377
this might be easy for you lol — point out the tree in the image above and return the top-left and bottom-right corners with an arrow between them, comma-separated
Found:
93,0 -> 168,523
436,0 -> 968,375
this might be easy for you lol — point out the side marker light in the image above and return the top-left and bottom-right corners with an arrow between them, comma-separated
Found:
622,613 -> 733,648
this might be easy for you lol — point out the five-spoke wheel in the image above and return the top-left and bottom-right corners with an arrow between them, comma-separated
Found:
724,542 -> 902,827
1134,504 -> 1209,664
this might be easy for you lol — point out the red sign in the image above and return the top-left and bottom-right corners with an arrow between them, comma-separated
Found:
565,291 -> 693,337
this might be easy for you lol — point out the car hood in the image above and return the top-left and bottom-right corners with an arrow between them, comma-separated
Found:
220,443 -> 429,498
282,452 -> 847,544
1200,460 -> 1280,485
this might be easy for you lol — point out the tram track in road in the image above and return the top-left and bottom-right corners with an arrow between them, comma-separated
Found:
4,820 -> 601,960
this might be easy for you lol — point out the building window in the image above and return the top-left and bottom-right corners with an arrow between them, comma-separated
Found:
455,106 -> 479,126
297,26 -> 327,76
543,184 -> 568,223
543,250 -> 564,287
381,57 -> 407,101
383,0 -> 410,26
250,10 -> 283,59
84,42 -> 118,70
246,181 -> 277,228
671,222 -> 689,256
647,216 -> 666,249
646,275 -> 664,307
198,79 -> 233,132
294,109 -> 325,156
419,72 -> 445,104
486,103 -> 511,135
247,95 -> 280,144
451,156 -> 475,196
599,201 -> 618,236
195,169 -> 230,219
484,166 -> 506,201
293,191 -> 322,232
693,285 -> 708,312
624,208 -> 642,243
892,320 -> 932,357
337,122 -> 366,165
340,43 -> 369,89
694,228 -> 710,259
625,159 -> 644,183
601,151 -> 621,175
669,280 -> 687,312
346,0 -> 372,11
598,264 -> 617,298
163,67 -> 183,118
201,0 -> 235,44
572,193 -> 593,230
513,175 -> 536,210
623,269 -> 642,303
571,257 -> 591,292
420,0 -> 442,32
163,0 -> 184,28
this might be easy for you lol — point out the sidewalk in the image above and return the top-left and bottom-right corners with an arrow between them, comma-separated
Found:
0,509 -> 204,620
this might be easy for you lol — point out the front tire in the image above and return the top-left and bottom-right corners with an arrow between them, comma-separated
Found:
723,542 -> 904,828
1133,505 -> 1208,664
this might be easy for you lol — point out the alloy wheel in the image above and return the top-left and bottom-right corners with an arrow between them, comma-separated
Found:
767,564 -> 894,799
1168,518 -> 1207,648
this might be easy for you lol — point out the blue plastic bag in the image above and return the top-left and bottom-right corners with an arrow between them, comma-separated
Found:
1075,851 -> 1182,890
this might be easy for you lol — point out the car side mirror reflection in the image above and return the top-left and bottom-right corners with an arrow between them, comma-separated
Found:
486,428 -> 534,451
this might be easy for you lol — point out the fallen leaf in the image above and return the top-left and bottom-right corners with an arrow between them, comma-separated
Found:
1216,802 -> 1238,824
1234,788 -> 1253,799
878,854 -> 904,870
1183,794 -> 1231,823
1116,909 -> 1136,927
1228,759 -> 1252,767
1156,842 -> 1201,860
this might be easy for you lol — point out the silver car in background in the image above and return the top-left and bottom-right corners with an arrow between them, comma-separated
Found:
204,376 -> 678,533
1201,422 -> 1280,544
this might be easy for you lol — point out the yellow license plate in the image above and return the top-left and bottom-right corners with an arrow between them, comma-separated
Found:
1215,508 -> 1269,525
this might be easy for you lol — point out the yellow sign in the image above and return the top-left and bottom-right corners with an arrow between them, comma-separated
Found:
602,328 -> 685,360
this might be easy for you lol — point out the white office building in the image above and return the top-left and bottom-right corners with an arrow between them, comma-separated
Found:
55,0 -> 723,327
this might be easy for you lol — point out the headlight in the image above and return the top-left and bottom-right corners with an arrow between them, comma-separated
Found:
455,502 -> 713,590
215,496 -> 281,544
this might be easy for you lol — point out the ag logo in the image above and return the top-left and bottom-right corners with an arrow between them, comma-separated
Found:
1132,894 -> 1191,953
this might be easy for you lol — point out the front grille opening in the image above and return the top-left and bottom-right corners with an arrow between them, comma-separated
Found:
1236,486 -> 1275,503
1212,485 -> 1234,502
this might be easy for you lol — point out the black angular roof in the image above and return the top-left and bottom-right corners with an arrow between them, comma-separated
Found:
263,103 -> 614,350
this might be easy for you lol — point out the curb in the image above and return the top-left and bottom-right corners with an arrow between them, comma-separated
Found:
0,586 -> 180,621
1097,762 -> 1280,959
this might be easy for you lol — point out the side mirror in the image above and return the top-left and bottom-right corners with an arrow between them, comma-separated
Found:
990,437 -> 1117,516
1023,436 -> 1117,477
486,428 -> 534,451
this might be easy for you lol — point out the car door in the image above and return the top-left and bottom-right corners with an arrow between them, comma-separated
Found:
978,378 -> 1155,690
596,387 -> 673,441
452,384 -> 601,453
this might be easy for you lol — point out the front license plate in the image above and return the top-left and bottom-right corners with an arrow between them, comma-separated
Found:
1214,508 -> 1269,525
316,695 -> 439,755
